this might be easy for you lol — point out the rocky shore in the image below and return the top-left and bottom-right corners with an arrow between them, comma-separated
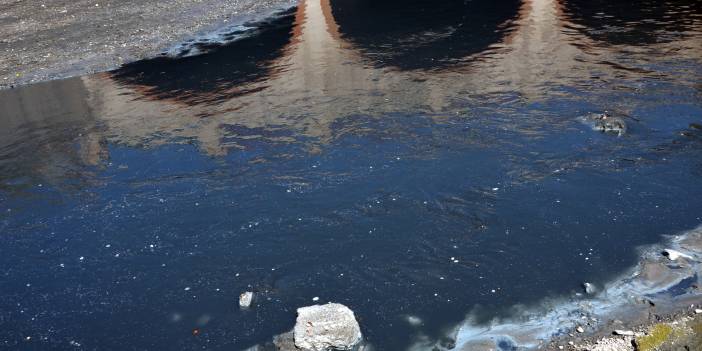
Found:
444,226 -> 702,351
544,309 -> 702,351
0,0 -> 294,89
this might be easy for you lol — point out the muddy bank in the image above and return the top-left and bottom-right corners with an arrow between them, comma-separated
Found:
0,0 -> 295,89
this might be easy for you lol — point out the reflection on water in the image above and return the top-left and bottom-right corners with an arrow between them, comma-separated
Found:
563,0 -> 702,46
111,9 -> 298,106
329,0 -> 522,69
1,0 -> 702,350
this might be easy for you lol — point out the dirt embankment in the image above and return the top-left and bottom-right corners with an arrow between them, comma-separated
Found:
0,0 -> 293,89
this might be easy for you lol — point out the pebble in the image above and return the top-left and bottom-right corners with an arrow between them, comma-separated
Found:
613,329 -> 635,336
239,291 -> 254,308
662,249 -> 692,261
576,326 -> 584,333
695,309 -> 702,314
312,297 -> 320,302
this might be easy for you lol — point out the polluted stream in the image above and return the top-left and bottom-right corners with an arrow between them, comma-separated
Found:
1,0 -> 702,350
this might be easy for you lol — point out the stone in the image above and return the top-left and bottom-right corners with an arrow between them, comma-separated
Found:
586,112 -> 627,136
576,326 -> 585,333
585,336 -> 635,351
273,331 -> 297,351
662,249 -> 692,261
294,303 -> 362,351
613,330 -> 635,336
239,291 -> 254,308
582,282 -> 596,295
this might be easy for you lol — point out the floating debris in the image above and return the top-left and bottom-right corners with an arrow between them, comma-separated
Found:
239,291 -> 254,308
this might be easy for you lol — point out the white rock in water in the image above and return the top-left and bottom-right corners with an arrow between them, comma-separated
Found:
239,291 -> 254,308
576,326 -> 585,333
662,249 -> 692,261
582,282 -> 596,295
294,303 -> 362,351
613,330 -> 635,336
695,309 -> 702,314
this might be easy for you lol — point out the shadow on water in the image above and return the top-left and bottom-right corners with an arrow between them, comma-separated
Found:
562,0 -> 702,46
110,8 -> 297,106
328,0 -> 522,70
0,0 -> 702,350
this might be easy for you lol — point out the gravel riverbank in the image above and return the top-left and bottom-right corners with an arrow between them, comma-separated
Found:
0,0 -> 294,89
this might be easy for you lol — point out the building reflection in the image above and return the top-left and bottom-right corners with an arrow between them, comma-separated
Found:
92,0 -> 701,153
0,79 -> 105,192
562,0 -> 702,46
328,0 -> 522,70
1,0 -> 701,189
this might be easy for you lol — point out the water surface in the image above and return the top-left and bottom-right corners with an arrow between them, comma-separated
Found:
1,0 -> 702,350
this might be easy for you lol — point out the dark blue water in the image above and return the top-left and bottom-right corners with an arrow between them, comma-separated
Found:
1,0 -> 702,350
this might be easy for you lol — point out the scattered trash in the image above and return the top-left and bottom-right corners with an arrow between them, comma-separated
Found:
239,291 -> 254,308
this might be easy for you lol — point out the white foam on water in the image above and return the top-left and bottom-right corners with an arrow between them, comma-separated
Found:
162,1 -> 298,59
420,225 -> 702,351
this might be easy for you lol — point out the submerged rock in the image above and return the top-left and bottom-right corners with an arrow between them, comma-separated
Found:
293,303 -> 362,351
406,315 -> 423,327
595,117 -> 626,136
273,331 -> 297,351
582,111 -> 628,136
